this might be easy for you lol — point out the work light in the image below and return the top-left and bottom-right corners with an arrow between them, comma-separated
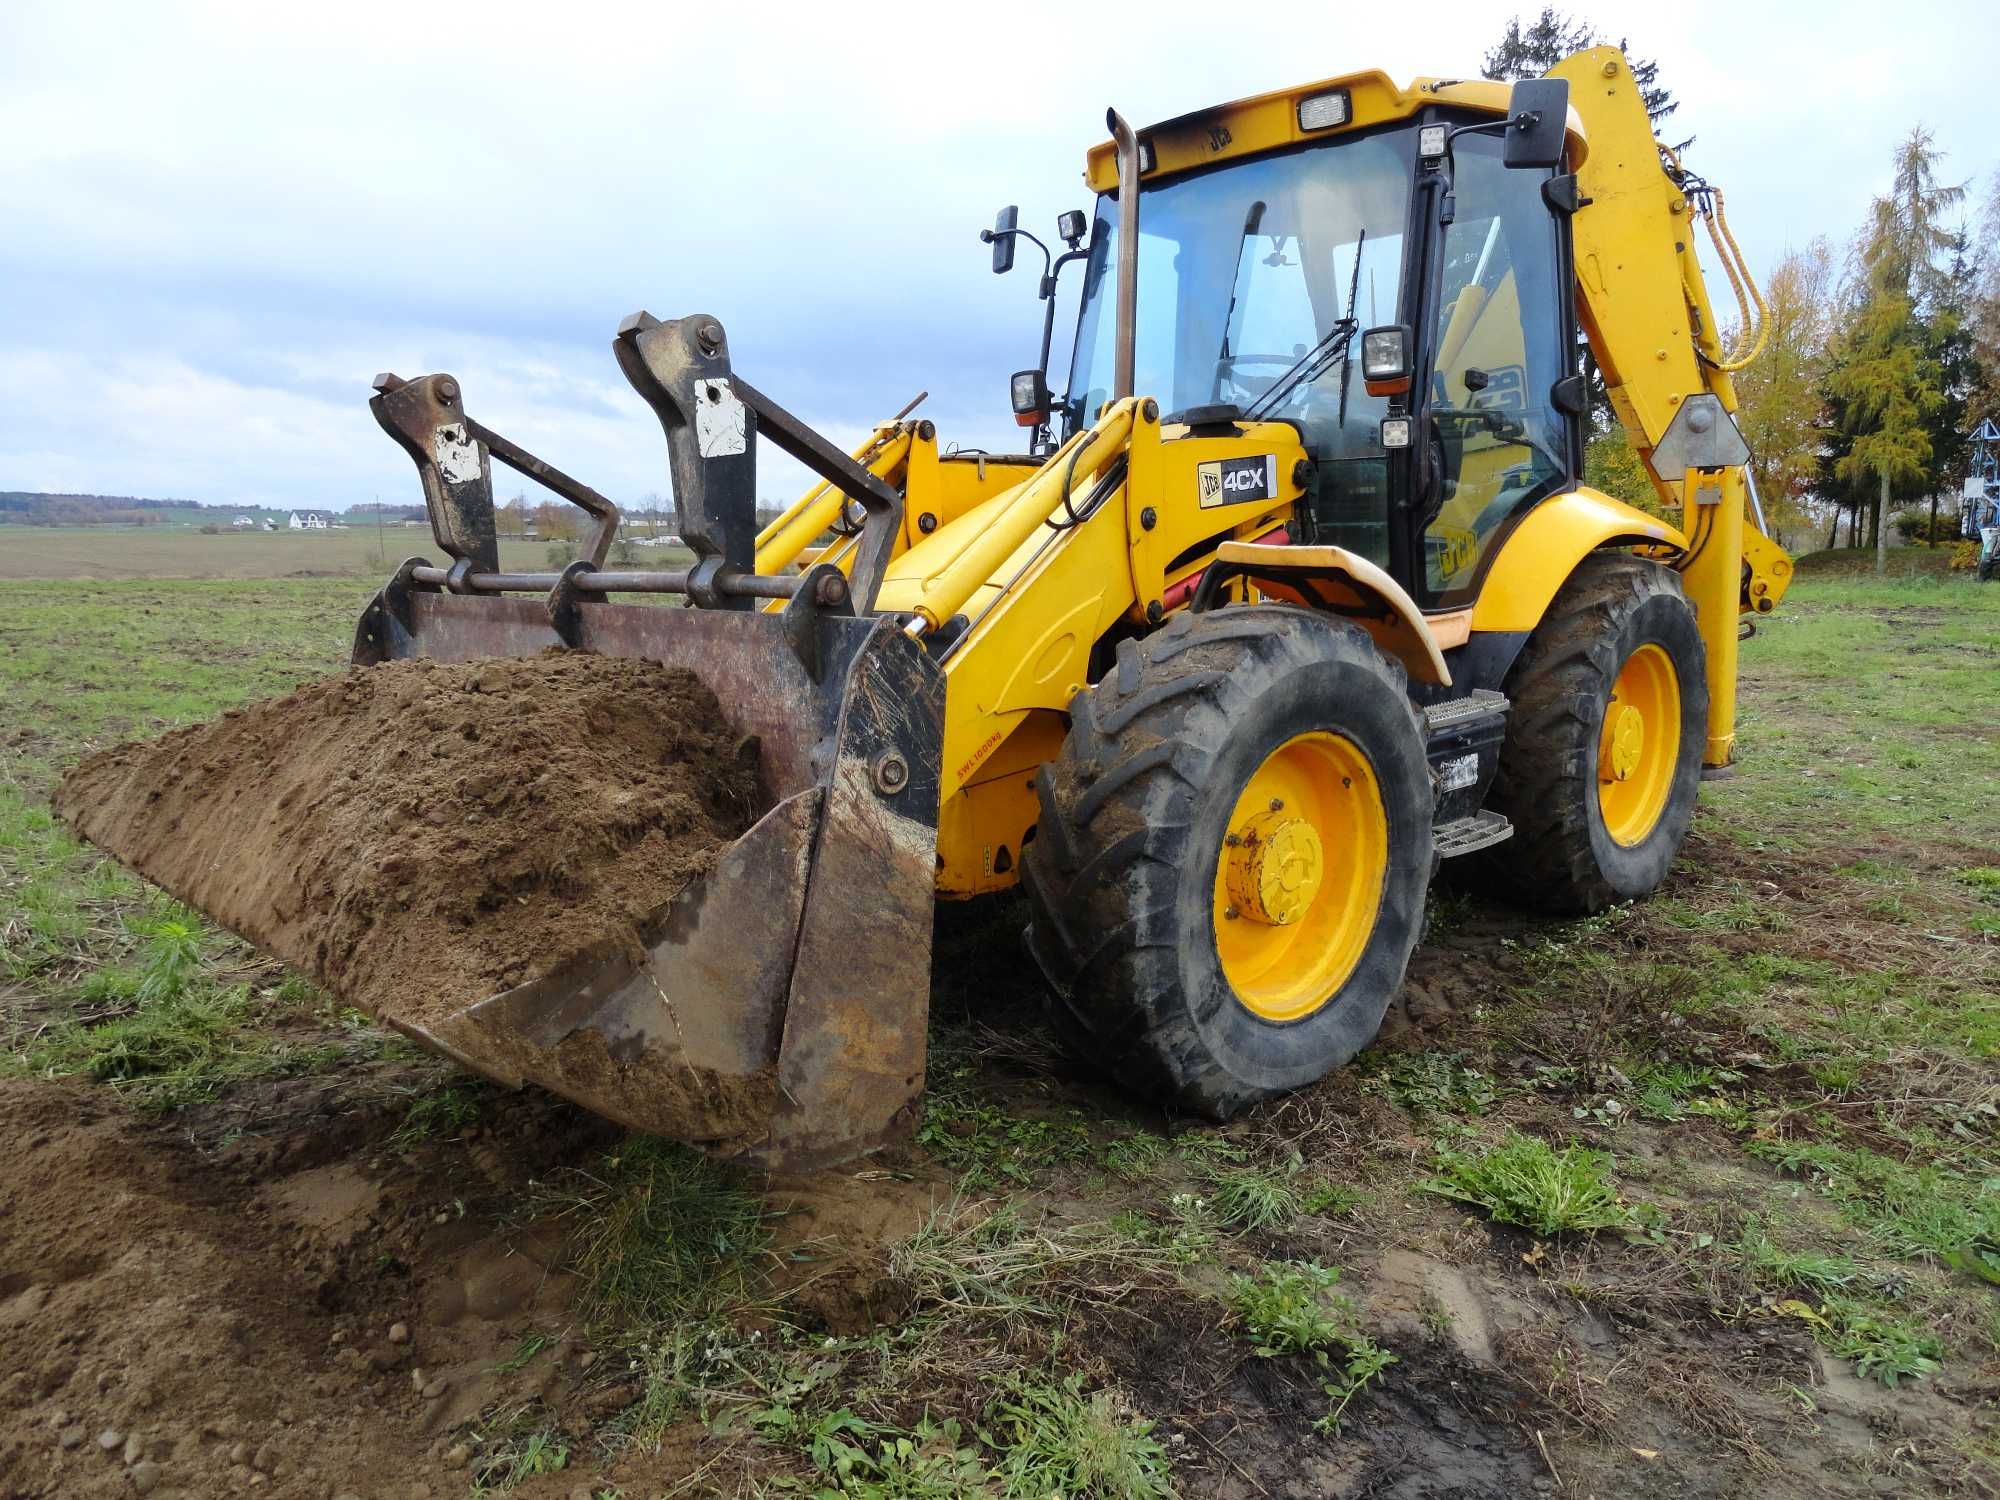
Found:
1419,124 -> 1448,159
1361,327 -> 1410,380
1011,369 -> 1049,425
1057,209 -> 1087,247
1297,90 -> 1351,132
1380,417 -> 1412,449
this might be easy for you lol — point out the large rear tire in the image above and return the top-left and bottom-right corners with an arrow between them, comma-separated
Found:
1481,553 -> 1707,915
1020,607 -> 1432,1119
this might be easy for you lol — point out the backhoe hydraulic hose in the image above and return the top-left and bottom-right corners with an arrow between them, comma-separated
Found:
1704,191 -> 1768,371
1662,143 -> 1768,374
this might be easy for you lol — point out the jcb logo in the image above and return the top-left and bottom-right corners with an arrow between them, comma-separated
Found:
1196,455 -> 1277,509
1429,526 -> 1477,581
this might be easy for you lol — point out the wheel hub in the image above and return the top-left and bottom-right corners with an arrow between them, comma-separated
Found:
1226,808 -> 1324,926
1600,703 -> 1645,784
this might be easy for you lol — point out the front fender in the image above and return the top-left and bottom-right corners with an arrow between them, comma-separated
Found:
1469,486 -> 1686,633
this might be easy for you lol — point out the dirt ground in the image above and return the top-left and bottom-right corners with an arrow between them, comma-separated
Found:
3,569 -> 1996,1499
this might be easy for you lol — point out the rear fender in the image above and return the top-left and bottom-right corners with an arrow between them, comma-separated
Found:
1469,486 -> 1686,633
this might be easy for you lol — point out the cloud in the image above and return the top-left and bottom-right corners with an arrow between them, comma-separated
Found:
1,0 -> 1992,513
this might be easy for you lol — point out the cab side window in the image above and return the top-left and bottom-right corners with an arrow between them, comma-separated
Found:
1422,134 -> 1571,603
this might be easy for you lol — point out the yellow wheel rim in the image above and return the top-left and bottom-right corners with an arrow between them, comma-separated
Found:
1213,732 -> 1388,1023
1596,643 -> 1680,847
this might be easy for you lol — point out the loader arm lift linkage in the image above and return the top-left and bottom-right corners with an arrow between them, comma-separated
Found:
75,47 -> 1791,1167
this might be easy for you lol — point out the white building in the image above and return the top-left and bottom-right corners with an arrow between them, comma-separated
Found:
232,516 -> 254,528
287,510 -> 331,531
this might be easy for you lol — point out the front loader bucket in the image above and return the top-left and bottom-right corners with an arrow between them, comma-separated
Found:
63,579 -> 943,1171
354,585 -> 944,1169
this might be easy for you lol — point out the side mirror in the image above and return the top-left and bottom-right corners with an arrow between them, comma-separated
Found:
1010,369 -> 1050,427
1056,209 -> 1087,248
982,206 -> 1019,274
1503,78 -> 1569,170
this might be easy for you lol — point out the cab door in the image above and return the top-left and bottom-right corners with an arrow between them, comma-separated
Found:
1412,130 -> 1578,607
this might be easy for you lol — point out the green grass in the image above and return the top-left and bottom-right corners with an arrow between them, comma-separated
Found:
491,1332 -> 556,1375
1716,571 -> 2000,843
986,1373 -> 1176,1500
755,1408 -> 990,1498
388,1082 -> 485,1151
1818,1300 -> 1946,1388
15,913 -> 348,1110
1421,1134 -> 1651,1237
1744,1138 -> 1998,1265
915,1090 -> 1094,1188
540,1136 -> 769,1328
1368,1049 -> 1501,1118
469,1427 -> 569,1494
1228,1261 -> 1352,1356
1742,1232 -> 1875,1297
1225,1262 -> 1395,1433
1205,1164 -> 1303,1232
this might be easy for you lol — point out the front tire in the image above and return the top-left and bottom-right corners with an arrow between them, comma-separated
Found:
1021,607 -> 1432,1119
1482,553 -> 1707,914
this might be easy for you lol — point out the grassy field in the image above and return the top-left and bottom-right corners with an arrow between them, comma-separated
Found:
2,545 -> 1996,1498
0,524 -> 693,579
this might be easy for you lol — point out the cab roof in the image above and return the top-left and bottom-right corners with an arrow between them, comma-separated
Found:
1082,71 -> 1588,194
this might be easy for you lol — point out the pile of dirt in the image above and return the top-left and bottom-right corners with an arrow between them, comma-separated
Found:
54,652 -> 761,1028
0,1074 -> 691,1498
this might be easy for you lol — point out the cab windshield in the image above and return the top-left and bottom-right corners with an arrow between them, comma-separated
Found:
1065,128 -> 1416,561
1067,131 -> 1414,425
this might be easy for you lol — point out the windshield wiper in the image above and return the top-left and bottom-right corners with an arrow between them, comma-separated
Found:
1243,317 -> 1358,420
1246,226 -> 1367,422
1214,201 -> 1268,382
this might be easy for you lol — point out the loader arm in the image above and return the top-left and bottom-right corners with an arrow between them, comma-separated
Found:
1553,46 -> 1793,766
870,400 -> 1308,896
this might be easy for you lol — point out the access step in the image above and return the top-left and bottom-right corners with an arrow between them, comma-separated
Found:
1433,809 -> 1514,859
1421,688 -> 1509,734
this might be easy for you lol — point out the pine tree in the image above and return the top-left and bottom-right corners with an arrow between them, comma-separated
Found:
1481,9 -> 1678,124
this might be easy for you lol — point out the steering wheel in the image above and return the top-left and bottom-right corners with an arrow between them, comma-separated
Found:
1213,354 -> 1301,403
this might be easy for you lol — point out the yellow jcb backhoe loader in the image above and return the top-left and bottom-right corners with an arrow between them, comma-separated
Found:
71,47 -> 1793,1168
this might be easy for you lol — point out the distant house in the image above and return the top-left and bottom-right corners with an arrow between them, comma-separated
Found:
287,510 -> 331,531
232,516 -> 255,528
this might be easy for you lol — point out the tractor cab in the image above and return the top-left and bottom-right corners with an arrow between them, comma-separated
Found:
1061,75 -> 1585,611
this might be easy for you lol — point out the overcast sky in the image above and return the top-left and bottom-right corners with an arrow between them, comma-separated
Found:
2,0 -> 1993,513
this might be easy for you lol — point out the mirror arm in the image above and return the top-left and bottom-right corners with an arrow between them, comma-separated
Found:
1032,248 -> 1095,454
982,226 -> 1053,283
1043,245 -> 1089,301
